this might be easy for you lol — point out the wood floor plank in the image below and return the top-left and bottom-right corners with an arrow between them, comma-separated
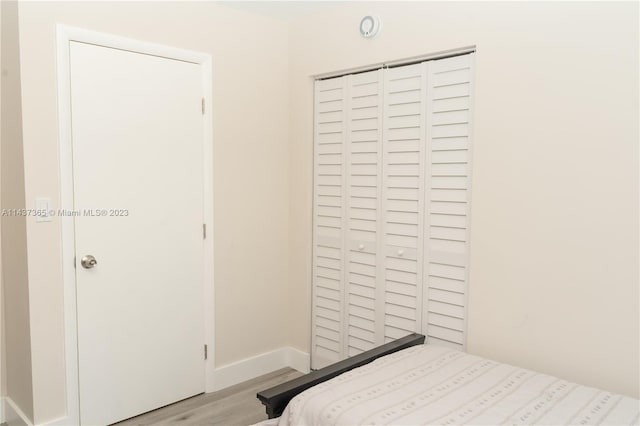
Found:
114,368 -> 303,426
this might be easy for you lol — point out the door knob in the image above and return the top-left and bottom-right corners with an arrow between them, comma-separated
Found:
81,255 -> 98,269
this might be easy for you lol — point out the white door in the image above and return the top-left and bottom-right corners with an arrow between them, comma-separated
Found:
381,62 -> 427,344
344,69 -> 384,356
69,41 -> 205,425
312,76 -> 347,369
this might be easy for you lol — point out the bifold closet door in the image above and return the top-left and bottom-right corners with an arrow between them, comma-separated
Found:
312,76 -> 347,369
344,70 -> 384,356
422,54 -> 474,350
311,53 -> 474,367
381,63 -> 427,343
311,70 -> 385,368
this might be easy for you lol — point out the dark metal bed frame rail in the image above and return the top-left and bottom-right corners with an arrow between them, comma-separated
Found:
256,333 -> 426,419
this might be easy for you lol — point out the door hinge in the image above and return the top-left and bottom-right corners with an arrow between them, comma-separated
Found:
201,98 -> 205,115
73,256 -> 76,269
204,344 -> 208,360
203,223 -> 206,239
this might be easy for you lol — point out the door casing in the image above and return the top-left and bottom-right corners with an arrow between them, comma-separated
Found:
56,25 -> 215,425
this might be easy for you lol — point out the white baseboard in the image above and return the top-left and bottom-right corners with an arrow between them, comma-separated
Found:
0,347 -> 311,425
211,346 -> 310,392
1,397 -> 69,426
286,347 -> 310,374
3,397 -> 32,426
41,415 -> 73,426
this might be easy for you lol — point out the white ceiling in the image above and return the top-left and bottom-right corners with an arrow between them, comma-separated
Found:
217,1 -> 340,21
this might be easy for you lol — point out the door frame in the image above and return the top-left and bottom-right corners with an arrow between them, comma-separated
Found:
56,25 -> 215,425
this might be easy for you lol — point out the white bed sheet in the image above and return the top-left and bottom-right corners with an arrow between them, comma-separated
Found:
265,344 -> 639,426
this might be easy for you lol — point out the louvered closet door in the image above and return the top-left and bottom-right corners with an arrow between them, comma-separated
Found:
345,70 -> 384,356
311,53 -> 475,367
422,53 -> 474,349
381,63 -> 427,343
312,77 -> 347,369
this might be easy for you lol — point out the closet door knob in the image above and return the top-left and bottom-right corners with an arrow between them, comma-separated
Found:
397,249 -> 404,257
358,244 -> 365,251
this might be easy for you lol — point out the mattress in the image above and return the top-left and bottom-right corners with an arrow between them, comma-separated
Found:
263,344 -> 639,425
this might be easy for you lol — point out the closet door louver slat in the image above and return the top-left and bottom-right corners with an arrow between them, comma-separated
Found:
423,53 -> 473,350
345,70 -> 384,357
382,63 -> 426,344
312,77 -> 347,369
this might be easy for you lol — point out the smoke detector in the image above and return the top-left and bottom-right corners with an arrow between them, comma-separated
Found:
359,15 -> 381,38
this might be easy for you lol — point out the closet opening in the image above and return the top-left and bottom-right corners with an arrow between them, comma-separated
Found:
311,51 -> 475,369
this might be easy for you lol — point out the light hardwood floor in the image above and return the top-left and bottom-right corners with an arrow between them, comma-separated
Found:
114,368 -> 303,426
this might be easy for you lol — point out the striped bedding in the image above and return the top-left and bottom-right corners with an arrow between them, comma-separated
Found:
268,344 -> 640,425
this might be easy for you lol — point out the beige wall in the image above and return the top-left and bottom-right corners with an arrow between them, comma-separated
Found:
16,1 -> 290,423
1,0 -> 35,419
288,1 -> 639,398
6,1 -> 639,423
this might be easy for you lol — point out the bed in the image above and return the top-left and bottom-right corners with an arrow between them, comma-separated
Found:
256,334 -> 639,425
